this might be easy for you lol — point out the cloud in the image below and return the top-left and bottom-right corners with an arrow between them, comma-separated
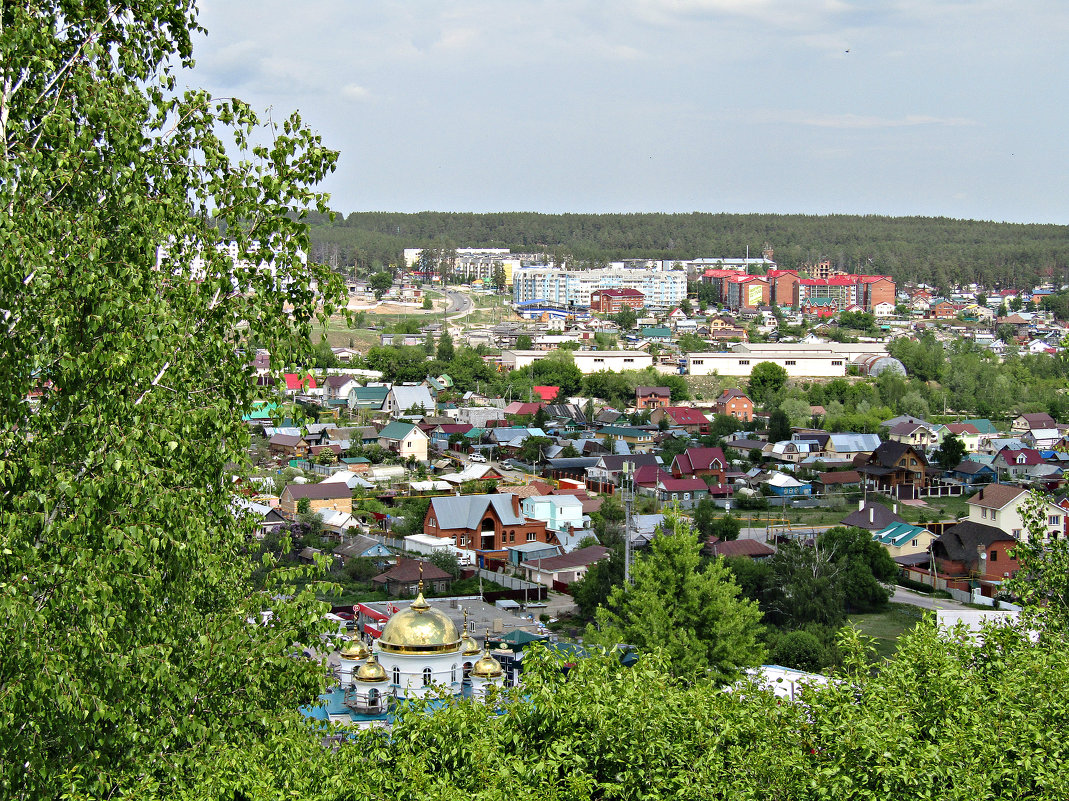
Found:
340,84 -> 372,101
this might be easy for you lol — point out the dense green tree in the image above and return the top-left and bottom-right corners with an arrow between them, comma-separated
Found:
369,270 -> 393,298
613,304 -> 638,331
748,361 -> 788,405
515,333 -> 534,349
570,546 -> 625,618
818,526 -> 897,613
677,332 -> 708,353
588,509 -> 766,682
768,408 -> 792,443
934,432 -> 967,470
436,330 -> 455,361
0,2 -> 341,796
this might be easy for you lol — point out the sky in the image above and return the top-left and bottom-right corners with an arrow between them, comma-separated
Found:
187,1 -> 1068,224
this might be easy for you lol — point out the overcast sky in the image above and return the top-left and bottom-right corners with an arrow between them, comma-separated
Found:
188,1 -> 1067,224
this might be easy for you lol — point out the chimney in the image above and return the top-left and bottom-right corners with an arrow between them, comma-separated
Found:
512,494 -> 521,516
859,498 -> 866,511
869,507 -> 874,524
893,504 -> 898,514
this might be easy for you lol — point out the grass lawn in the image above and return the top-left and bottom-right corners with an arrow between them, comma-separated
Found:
848,603 -> 926,661
868,492 -> 974,524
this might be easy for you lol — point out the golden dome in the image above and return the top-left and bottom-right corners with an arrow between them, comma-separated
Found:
470,649 -> 503,679
354,653 -> 388,683
340,636 -> 370,661
378,591 -> 461,654
460,610 -> 480,655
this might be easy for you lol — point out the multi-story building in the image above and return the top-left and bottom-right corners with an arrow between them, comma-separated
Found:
724,275 -> 769,310
512,266 -> 686,311
590,288 -> 645,313
767,270 -> 800,307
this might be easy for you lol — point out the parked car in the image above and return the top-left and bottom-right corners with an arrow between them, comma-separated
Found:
469,453 -> 487,463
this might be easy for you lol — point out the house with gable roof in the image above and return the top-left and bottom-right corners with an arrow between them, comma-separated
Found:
670,446 -> 727,485
713,389 -> 753,422
965,482 -> 1063,543
377,421 -> 429,462
991,446 -> 1056,482
635,386 -> 671,410
1011,412 -> 1056,434
423,494 -> 549,555
386,384 -> 437,417
871,521 -> 935,559
649,406 -> 710,434
858,441 -> 930,493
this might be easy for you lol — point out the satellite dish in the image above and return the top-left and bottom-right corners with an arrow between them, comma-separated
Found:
980,552 -> 987,559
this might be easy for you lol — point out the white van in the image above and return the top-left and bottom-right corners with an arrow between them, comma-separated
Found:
469,453 -> 487,463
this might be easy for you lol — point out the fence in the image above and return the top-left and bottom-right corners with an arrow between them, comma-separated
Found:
477,568 -> 541,592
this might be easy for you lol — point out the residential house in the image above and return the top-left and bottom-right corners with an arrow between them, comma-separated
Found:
371,558 -> 452,598
991,446 -> 1054,482
649,406 -> 710,434
521,495 -> 587,547
377,421 -> 430,463
767,440 -> 822,464
1022,428 -> 1063,450
764,472 -> 812,497
532,385 -> 560,402
713,389 -> 754,422
321,374 -> 360,402
949,460 -> 996,485
824,433 -> 881,461
654,477 -> 709,508
279,482 -> 353,517
282,373 -> 317,396
635,386 -> 671,410
1011,412 -> 1056,434
587,453 -> 662,493
671,446 -> 727,485
815,470 -> 863,492
887,421 -> 937,450
599,425 -> 656,453
704,538 -> 775,559
965,482 -> 1063,543
332,535 -> 392,565
424,494 -> 549,554
858,442 -> 930,493
268,433 -> 308,459
932,522 -> 1020,587
871,522 -> 935,559
841,502 -> 907,532
386,384 -> 436,417
348,385 -> 390,412
521,546 -> 609,588
943,423 -> 982,452
430,423 -> 474,451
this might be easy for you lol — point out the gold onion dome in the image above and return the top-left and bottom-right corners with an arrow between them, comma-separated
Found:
470,634 -> 503,679
340,636 -> 370,660
378,590 -> 461,654
460,611 -> 480,655
354,653 -> 388,683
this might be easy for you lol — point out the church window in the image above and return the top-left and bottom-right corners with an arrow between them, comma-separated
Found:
452,664 -> 457,683
423,667 -> 432,686
392,667 -> 400,685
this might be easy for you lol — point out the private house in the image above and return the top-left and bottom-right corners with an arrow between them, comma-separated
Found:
654,477 -> 709,508
279,482 -> 353,517
321,374 -> 360,402
430,423 -> 474,451
521,546 -> 609,588
587,454 -> 662,494
949,460 -> 996,485
965,482 -> 1063,543
377,421 -> 430,463
590,288 -> 644,313
385,385 -> 436,417
1011,412 -> 1056,434
764,472 -> 812,497
841,502 -> 907,532
521,494 -> 585,538
932,522 -> 1020,585
713,389 -> 753,422
332,535 -> 392,565
943,423 -> 982,452
991,447 -> 1051,481
424,494 -> 549,555
671,446 -> 727,484
635,386 -> 671,410
824,433 -> 881,461
1022,428 -> 1063,450
347,385 -> 390,412
871,521 -> 935,559
371,558 -> 452,598
887,421 -> 937,450
704,538 -> 775,560
599,425 -> 656,453
858,442 -> 930,493
532,386 -> 560,402
268,433 -> 308,459
767,440 -> 822,464
815,470 -> 863,492
282,373 -> 317,396
649,406 -> 710,434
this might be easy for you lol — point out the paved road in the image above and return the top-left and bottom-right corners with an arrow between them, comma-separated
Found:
445,289 -> 474,318
891,586 -> 965,611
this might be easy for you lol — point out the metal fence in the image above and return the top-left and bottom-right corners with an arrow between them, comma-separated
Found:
477,568 -> 541,591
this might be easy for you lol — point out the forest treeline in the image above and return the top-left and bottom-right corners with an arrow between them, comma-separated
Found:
307,210 -> 1069,289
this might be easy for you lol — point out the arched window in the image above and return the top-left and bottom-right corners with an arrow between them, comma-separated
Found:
392,666 -> 400,686
451,664 -> 457,683
368,688 -> 379,705
423,667 -> 432,686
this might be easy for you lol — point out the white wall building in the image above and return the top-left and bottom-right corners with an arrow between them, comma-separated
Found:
512,266 -> 687,311
499,349 -> 655,374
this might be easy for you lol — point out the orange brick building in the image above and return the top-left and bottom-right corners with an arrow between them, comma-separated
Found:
590,288 -> 645,314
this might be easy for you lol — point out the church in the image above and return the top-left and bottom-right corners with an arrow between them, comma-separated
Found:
306,584 -> 506,728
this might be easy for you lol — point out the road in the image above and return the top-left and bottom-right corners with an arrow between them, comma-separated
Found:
891,586 -> 965,611
445,289 -> 474,318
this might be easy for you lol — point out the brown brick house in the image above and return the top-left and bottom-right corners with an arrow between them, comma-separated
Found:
424,494 -> 548,555
713,389 -> 753,422
635,386 -> 671,410
279,482 -> 353,516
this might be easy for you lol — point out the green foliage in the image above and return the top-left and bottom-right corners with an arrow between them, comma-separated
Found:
588,509 -> 766,682
436,330 -> 454,361
676,332 -> 708,353
570,546 -> 624,618
934,432 -> 967,470
0,3 -> 343,795
748,361 -> 788,405
693,498 -> 739,541
768,408 -> 792,442
766,629 -> 828,672
369,270 -> 393,298
515,333 -> 534,349
428,549 -> 462,579
612,304 -> 637,331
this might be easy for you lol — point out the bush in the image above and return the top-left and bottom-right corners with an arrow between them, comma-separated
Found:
897,576 -> 953,598
767,630 -> 827,673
